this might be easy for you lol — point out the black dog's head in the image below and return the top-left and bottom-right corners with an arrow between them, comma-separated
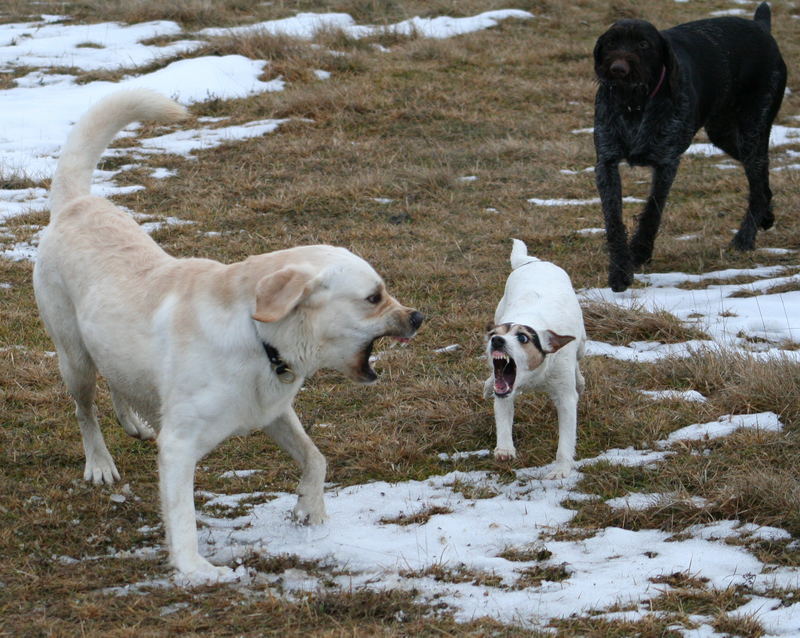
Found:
594,19 -> 675,101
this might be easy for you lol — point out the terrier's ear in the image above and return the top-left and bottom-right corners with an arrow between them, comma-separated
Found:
485,321 -> 496,334
539,330 -> 575,354
252,265 -> 320,323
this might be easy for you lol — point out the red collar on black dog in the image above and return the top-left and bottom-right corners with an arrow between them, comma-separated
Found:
650,65 -> 666,98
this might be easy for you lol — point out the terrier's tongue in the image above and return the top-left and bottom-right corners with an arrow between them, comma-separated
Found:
494,378 -> 510,394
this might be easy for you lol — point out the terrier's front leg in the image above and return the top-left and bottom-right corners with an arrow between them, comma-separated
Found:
544,386 -> 579,479
493,395 -> 516,461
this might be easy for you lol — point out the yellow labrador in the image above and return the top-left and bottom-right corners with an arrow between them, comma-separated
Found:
33,90 -> 423,583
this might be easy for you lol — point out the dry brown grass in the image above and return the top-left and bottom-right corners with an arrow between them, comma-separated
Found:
2,0 -> 800,635
572,429 -> 800,537
644,349 -> 800,424
400,563 -> 505,587
729,278 -> 800,298
550,615 -> 687,638
582,299 -> 709,344
497,544 -> 552,562
379,504 -> 454,526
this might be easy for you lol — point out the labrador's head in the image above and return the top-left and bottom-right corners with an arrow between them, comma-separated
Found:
252,246 -> 423,383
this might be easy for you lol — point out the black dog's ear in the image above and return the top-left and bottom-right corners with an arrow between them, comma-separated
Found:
593,31 -> 608,73
659,33 -> 680,95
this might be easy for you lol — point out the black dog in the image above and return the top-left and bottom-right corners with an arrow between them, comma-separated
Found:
593,2 -> 787,292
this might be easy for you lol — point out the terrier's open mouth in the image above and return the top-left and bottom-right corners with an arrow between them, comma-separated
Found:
492,349 -> 516,397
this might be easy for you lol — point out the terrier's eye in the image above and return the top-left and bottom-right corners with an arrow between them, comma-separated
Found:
517,333 -> 529,344
366,293 -> 382,304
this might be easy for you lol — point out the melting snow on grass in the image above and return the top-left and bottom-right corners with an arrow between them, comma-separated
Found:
199,10 -> 534,40
582,264 -> 800,357
0,9 -> 535,256
3,7 -> 800,635
169,410 -> 800,633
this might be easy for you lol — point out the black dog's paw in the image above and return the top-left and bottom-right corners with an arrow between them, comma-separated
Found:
608,265 -> 634,292
730,229 -> 756,251
629,239 -> 654,267
760,210 -> 775,231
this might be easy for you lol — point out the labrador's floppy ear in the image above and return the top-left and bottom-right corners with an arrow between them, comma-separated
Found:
253,265 -> 320,323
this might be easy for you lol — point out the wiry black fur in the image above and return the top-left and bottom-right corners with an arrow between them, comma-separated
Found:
593,2 -> 787,292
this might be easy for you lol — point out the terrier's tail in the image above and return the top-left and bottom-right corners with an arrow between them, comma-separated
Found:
510,238 -> 539,269
49,89 -> 187,217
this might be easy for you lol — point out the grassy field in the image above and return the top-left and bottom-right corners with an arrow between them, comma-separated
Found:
1,0 -> 799,635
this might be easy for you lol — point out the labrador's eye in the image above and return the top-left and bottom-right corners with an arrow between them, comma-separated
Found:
366,293 -> 382,304
517,333 -> 529,344
639,40 -> 650,49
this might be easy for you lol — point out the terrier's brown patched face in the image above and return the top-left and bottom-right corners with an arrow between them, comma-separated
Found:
486,322 -> 575,397
486,323 -> 545,397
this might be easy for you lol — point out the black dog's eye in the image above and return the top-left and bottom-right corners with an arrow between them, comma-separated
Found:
366,293 -> 382,304
517,333 -> 529,344
639,40 -> 650,49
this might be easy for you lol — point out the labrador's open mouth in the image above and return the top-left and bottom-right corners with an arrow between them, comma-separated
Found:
492,349 -> 516,397
355,339 -> 379,383
354,333 -> 415,383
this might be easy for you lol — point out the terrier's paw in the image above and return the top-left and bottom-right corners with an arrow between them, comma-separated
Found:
493,447 -> 517,462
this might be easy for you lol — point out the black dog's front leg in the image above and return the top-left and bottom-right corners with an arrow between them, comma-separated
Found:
629,161 -> 679,267
596,159 -> 632,292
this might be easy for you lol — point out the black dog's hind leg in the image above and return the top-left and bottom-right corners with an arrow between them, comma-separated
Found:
596,159 -> 633,292
708,71 -> 784,251
629,162 -> 679,267
732,142 -> 773,250
710,121 -> 773,251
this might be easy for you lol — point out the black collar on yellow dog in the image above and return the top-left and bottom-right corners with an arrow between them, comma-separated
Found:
262,342 -> 296,384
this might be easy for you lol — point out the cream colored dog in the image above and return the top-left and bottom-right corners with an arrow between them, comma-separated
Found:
484,239 -> 585,478
33,90 -> 423,583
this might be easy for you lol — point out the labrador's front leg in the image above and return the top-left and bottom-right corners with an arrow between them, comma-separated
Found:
264,407 -> 327,525
158,425 -> 236,582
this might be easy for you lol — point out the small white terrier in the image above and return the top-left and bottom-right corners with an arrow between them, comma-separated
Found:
484,239 -> 586,478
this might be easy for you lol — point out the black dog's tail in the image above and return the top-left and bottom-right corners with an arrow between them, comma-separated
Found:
754,2 -> 772,32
